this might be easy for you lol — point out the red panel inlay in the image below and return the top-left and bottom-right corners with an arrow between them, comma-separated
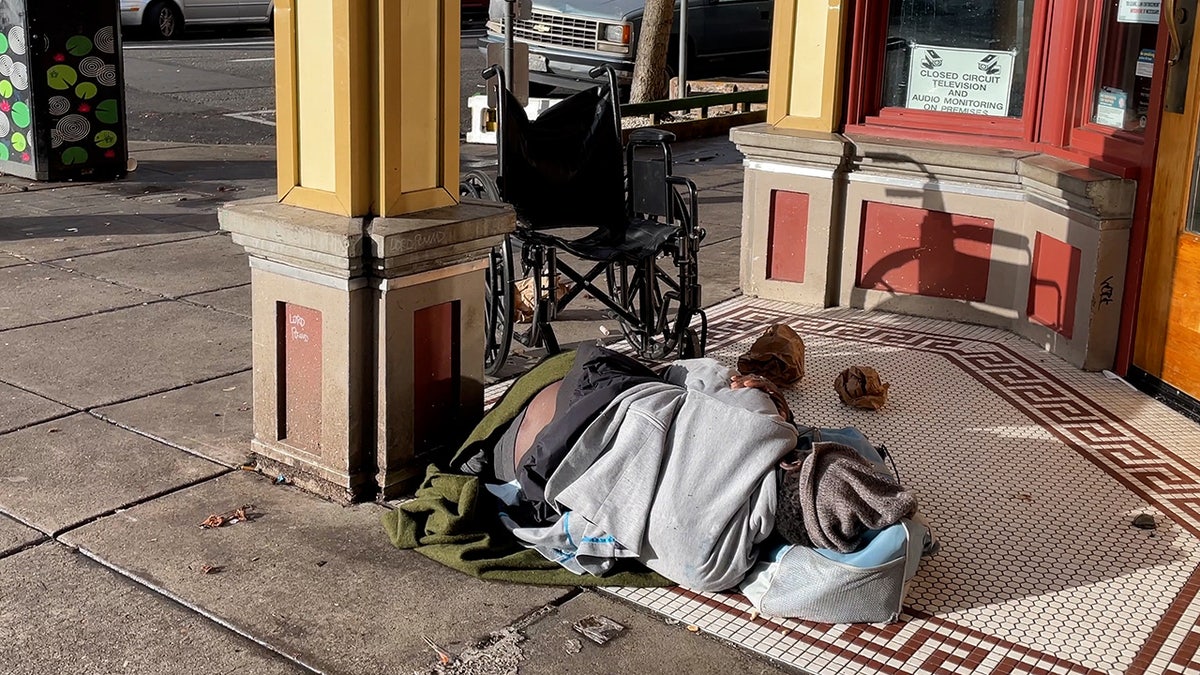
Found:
413,301 -> 461,459
279,303 -> 323,453
857,202 -> 995,302
766,190 -> 809,283
1027,231 -> 1081,339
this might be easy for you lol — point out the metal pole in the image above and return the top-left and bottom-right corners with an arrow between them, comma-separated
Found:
677,0 -> 688,98
504,0 -> 515,94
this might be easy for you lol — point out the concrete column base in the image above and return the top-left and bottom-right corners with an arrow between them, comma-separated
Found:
731,125 -> 852,308
220,198 -> 514,503
369,202 -> 510,498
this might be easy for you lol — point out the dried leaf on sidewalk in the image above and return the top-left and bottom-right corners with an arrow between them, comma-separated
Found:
200,564 -> 222,575
199,504 -> 254,529
199,514 -> 225,529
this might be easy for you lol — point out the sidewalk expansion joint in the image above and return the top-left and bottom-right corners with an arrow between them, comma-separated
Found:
0,405 -> 83,436
176,283 -> 252,317
81,367 -> 253,413
50,469 -> 235,540
73,545 -> 325,674
0,507 -> 50,537
0,534 -> 51,561
36,230 -> 225,267
89,409 -> 247,470
506,588 -> 583,633
0,298 -> 174,335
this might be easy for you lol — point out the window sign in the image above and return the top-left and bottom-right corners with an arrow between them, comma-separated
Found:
905,45 -> 1016,117
1117,0 -> 1161,24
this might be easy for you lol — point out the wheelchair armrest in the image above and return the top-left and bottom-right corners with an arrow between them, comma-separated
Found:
629,128 -> 676,145
667,175 -> 703,239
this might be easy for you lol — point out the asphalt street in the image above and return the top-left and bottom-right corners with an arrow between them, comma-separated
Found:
119,15 -> 490,146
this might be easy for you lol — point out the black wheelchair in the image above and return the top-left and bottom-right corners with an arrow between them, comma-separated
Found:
460,65 -> 708,376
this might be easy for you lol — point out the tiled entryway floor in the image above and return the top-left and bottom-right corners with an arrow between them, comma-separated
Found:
492,296 -> 1200,675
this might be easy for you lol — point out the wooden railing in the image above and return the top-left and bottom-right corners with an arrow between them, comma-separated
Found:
621,89 -> 768,125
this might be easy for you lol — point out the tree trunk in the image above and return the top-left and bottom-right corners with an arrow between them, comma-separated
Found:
630,0 -> 674,103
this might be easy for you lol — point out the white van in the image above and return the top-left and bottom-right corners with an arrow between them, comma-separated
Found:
119,0 -> 274,39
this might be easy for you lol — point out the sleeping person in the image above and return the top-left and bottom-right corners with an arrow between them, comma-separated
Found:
456,343 -> 916,593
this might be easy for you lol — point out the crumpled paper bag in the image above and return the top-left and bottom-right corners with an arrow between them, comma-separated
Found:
737,324 -> 805,386
834,366 -> 890,410
513,277 -> 570,323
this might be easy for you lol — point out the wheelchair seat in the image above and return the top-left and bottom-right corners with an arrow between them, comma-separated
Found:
549,219 -> 678,264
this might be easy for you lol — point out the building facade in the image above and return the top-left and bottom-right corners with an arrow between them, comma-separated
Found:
739,0 -> 1199,415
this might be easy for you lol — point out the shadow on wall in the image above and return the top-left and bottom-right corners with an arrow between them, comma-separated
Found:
845,152 -> 1080,339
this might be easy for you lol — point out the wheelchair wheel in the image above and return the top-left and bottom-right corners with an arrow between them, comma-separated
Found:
460,169 -> 500,201
610,188 -> 701,361
609,257 -> 684,361
484,236 -> 515,376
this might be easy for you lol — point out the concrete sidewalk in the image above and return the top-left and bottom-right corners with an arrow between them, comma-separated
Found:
0,140 -> 791,674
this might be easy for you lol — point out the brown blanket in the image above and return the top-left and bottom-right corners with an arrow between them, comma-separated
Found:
775,442 -> 916,553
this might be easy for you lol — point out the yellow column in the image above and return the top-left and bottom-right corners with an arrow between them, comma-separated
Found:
221,0 -> 513,501
273,0 -> 460,217
766,0 -> 847,132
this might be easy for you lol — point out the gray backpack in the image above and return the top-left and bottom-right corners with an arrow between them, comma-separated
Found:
739,427 -> 939,623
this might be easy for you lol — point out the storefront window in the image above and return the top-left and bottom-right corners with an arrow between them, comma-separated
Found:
881,0 -> 1037,118
848,0 -> 1168,175
1091,0 -> 1160,134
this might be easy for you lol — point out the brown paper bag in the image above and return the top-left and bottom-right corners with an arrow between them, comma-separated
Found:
513,277 -> 569,323
737,324 -> 805,386
834,366 -> 890,410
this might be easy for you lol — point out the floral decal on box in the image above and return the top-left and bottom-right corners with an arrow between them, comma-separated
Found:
0,7 -> 122,173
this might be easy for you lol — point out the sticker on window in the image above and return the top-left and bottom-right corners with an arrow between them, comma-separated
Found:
905,44 -> 1016,117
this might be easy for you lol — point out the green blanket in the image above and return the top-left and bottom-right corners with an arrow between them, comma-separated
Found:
381,350 -> 671,587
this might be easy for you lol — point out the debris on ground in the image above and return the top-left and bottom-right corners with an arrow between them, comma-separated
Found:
834,365 -> 890,410
1133,513 -> 1157,530
422,635 -> 454,665
199,505 -> 252,529
199,564 -> 222,575
415,628 -> 525,675
686,624 -> 700,633
572,615 -> 625,645
235,458 -> 292,486
562,638 -> 582,654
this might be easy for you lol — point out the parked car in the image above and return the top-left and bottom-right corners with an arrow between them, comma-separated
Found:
481,0 -> 772,96
119,0 -> 274,39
